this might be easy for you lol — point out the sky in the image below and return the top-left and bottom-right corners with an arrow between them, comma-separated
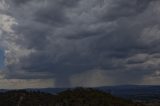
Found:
0,0 -> 160,89
0,48 -> 4,68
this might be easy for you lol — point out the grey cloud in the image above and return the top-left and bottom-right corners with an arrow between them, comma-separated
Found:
101,0 -> 153,21
3,0 -> 160,87
8,0 -> 32,5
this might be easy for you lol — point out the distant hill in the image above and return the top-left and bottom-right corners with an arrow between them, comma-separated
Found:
7,85 -> 158,101
97,85 -> 160,101
0,88 -> 142,106
0,85 -> 160,105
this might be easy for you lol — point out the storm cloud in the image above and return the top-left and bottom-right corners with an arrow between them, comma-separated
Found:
0,0 -> 160,88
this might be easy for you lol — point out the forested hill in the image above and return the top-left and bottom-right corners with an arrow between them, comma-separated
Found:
0,88 -> 143,106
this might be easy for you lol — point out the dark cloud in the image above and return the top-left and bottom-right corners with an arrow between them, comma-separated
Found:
0,49 -> 4,68
101,0 -> 153,21
8,0 -> 32,5
3,0 -> 160,87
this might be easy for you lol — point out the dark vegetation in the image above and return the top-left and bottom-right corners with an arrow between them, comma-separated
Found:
0,88 -> 144,106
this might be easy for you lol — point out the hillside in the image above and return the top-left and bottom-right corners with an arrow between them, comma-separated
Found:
0,88 -> 143,106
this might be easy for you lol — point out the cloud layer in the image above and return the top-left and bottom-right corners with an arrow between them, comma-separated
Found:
0,0 -> 160,88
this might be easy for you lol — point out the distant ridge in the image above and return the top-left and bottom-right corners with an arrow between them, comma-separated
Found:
0,88 -> 140,106
0,85 -> 160,101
